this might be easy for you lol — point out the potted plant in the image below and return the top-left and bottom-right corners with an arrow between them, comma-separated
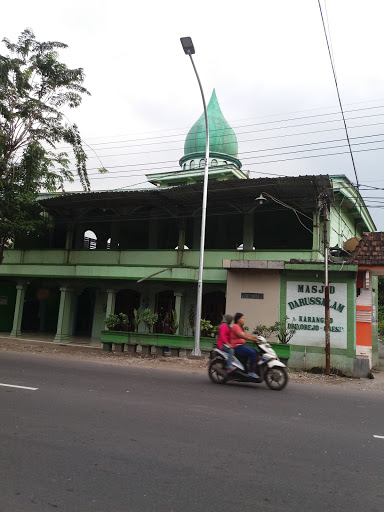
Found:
200,319 -> 219,338
105,313 -> 128,331
142,308 -> 158,334
269,316 -> 296,364
170,309 -> 179,334
132,308 -> 141,333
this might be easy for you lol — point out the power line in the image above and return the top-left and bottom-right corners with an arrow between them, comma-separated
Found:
72,132 -> 384,162
317,0 -> 360,188
69,137 -> 384,176
55,106 -> 384,152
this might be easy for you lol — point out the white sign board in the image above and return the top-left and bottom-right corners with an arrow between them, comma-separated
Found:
286,281 -> 348,349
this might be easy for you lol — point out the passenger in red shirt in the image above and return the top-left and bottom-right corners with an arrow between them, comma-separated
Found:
217,314 -> 235,372
230,312 -> 259,378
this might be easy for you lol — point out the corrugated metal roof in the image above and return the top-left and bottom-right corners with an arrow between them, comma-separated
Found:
39,175 -> 332,214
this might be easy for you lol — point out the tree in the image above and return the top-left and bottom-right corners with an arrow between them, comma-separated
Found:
0,29 -> 91,263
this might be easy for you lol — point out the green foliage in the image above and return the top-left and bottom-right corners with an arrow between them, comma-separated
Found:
270,316 -> 297,344
142,308 -> 158,333
105,313 -> 129,331
132,308 -> 141,332
200,319 -> 219,338
105,314 -> 119,330
378,277 -> 384,323
378,319 -> 384,336
253,324 -> 274,338
0,29 -> 91,262
189,304 -> 195,335
170,309 -> 179,334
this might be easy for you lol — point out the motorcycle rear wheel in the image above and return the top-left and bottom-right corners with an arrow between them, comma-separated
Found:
208,358 -> 228,385
265,366 -> 288,391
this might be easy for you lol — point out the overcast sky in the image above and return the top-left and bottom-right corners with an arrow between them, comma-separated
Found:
2,0 -> 384,229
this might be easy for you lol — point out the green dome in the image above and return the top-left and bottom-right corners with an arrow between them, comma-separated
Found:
184,90 -> 238,157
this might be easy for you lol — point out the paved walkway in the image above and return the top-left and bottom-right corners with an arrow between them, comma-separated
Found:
0,332 -> 100,347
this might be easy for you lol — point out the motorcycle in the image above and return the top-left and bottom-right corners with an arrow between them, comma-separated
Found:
208,336 -> 288,391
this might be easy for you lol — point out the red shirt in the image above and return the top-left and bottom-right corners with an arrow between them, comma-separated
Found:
217,323 -> 230,350
229,324 -> 246,347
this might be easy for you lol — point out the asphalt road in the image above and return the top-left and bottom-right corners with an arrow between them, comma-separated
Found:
1,352 -> 384,512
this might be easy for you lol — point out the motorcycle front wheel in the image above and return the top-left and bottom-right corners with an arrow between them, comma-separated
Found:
208,358 -> 228,385
265,366 -> 288,391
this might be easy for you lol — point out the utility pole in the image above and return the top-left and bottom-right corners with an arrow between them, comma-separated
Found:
320,192 -> 331,375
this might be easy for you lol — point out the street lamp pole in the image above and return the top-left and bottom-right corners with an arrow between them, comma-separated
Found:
180,37 -> 209,356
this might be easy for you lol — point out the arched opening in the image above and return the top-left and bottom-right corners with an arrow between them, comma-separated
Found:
183,163 -> 186,170
107,238 -> 111,249
190,160 -> 195,169
199,158 -> 205,168
84,230 -> 97,249
154,290 -> 175,334
202,291 -> 226,326
74,288 -> 95,336
115,289 -> 140,331
236,244 -> 255,251
21,284 -> 60,333
211,159 -> 218,167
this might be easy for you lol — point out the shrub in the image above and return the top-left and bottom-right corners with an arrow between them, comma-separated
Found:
105,313 -> 128,331
142,308 -> 158,333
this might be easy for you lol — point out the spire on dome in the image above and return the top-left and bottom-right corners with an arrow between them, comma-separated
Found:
183,89 -> 238,157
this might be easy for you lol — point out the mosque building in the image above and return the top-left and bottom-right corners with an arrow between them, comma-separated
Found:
0,90 -> 378,375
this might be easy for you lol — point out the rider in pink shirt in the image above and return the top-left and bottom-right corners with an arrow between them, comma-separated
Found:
217,314 -> 235,372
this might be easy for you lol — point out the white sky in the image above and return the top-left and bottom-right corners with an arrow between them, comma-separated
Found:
2,0 -> 384,228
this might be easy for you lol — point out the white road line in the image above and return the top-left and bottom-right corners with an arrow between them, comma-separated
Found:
373,435 -> 384,439
0,383 -> 39,391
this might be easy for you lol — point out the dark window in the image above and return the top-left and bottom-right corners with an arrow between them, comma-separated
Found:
241,292 -> 264,300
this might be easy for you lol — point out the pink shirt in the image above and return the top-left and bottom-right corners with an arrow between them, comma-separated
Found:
229,324 -> 246,347
217,323 -> 230,350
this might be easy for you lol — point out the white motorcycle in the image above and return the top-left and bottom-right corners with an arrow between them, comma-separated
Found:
208,336 -> 288,391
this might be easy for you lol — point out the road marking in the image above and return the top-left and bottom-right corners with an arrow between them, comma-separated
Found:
0,383 -> 39,391
373,435 -> 384,439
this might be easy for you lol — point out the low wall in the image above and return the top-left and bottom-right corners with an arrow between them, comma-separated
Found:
100,331 -> 291,359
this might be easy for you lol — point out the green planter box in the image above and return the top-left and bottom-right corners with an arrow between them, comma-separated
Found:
101,332 -> 291,359
100,331 -> 215,351
246,340 -> 291,360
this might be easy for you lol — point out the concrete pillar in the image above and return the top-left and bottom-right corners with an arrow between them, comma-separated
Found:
10,284 -> 26,338
105,289 -> 116,322
65,224 -> 74,250
110,223 -> 120,250
74,224 -> 84,249
192,217 -> 201,250
92,291 -> 107,339
243,213 -> 254,251
148,219 -> 159,249
174,292 -> 183,334
177,220 -> 186,249
54,287 -> 75,342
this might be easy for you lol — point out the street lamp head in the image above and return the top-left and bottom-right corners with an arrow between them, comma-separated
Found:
255,194 -> 267,206
180,37 -> 195,55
